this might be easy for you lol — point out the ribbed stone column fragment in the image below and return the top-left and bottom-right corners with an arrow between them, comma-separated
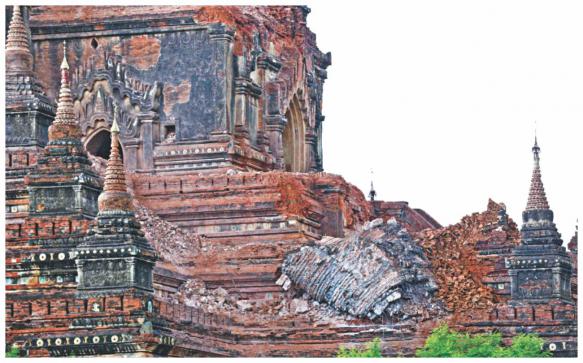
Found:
282,219 -> 442,320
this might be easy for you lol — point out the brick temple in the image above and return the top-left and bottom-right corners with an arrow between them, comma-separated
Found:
4,5 -> 577,357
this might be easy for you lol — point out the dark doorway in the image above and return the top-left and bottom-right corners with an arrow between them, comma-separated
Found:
282,94 -> 306,172
85,129 -> 123,160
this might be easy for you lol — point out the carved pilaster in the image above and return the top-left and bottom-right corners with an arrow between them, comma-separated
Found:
140,118 -> 156,171
124,143 -> 139,172
209,23 -> 235,133
264,114 -> 287,169
305,131 -> 317,172
234,77 -> 262,144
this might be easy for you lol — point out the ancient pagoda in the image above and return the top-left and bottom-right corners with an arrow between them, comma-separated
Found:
507,137 -> 573,302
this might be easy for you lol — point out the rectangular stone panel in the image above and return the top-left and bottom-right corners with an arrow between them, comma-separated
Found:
516,269 -> 553,299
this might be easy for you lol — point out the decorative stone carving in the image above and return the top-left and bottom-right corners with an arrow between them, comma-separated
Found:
74,54 -> 162,139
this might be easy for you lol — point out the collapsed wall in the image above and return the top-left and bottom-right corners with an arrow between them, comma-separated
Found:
126,171 -> 439,356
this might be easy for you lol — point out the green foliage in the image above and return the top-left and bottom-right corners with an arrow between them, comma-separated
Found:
5,346 -> 21,358
493,334 -> 552,358
337,338 -> 382,357
416,324 -> 551,358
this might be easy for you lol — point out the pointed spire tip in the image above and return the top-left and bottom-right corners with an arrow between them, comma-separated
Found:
111,118 -> 120,133
6,5 -> 33,61
111,103 -> 120,133
61,41 -> 69,70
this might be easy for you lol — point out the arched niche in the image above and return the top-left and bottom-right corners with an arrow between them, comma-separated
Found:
282,94 -> 307,172
73,67 -> 161,171
75,81 -> 141,141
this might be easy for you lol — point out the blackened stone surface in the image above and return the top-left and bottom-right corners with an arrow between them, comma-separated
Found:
507,243 -> 572,302
77,211 -> 157,293
28,140 -> 102,218
6,109 -> 54,147
507,206 -> 573,302
129,26 -> 231,141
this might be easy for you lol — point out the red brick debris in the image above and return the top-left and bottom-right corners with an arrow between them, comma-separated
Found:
416,200 -> 520,315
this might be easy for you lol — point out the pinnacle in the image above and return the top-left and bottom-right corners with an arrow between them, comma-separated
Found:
98,105 -> 133,213
6,6 -> 30,52
525,138 -> 550,211
53,41 -> 75,126
6,5 -> 34,73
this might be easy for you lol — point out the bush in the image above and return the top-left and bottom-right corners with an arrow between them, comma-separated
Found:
6,346 -> 21,358
337,338 -> 382,357
494,334 -> 552,358
416,324 -> 551,358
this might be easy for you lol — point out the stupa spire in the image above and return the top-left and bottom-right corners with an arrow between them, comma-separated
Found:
369,169 -> 377,202
509,131 -> 571,302
98,104 -> 133,213
54,41 -> 75,125
78,107 -> 156,295
48,41 -> 83,142
568,219 -> 578,253
525,135 -> 549,210
6,5 -> 33,73
5,4 -> 50,107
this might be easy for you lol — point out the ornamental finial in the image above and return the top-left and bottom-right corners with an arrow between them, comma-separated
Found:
111,103 -> 120,134
61,40 -> 69,70
368,169 -> 377,202
532,121 -> 540,164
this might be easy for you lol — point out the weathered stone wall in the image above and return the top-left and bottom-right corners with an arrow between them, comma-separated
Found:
25,6 -> 331,173
5,293 -> 156,357
461,302 -> 577,357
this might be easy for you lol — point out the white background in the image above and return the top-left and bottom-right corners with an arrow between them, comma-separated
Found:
308,0 -> 581,240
